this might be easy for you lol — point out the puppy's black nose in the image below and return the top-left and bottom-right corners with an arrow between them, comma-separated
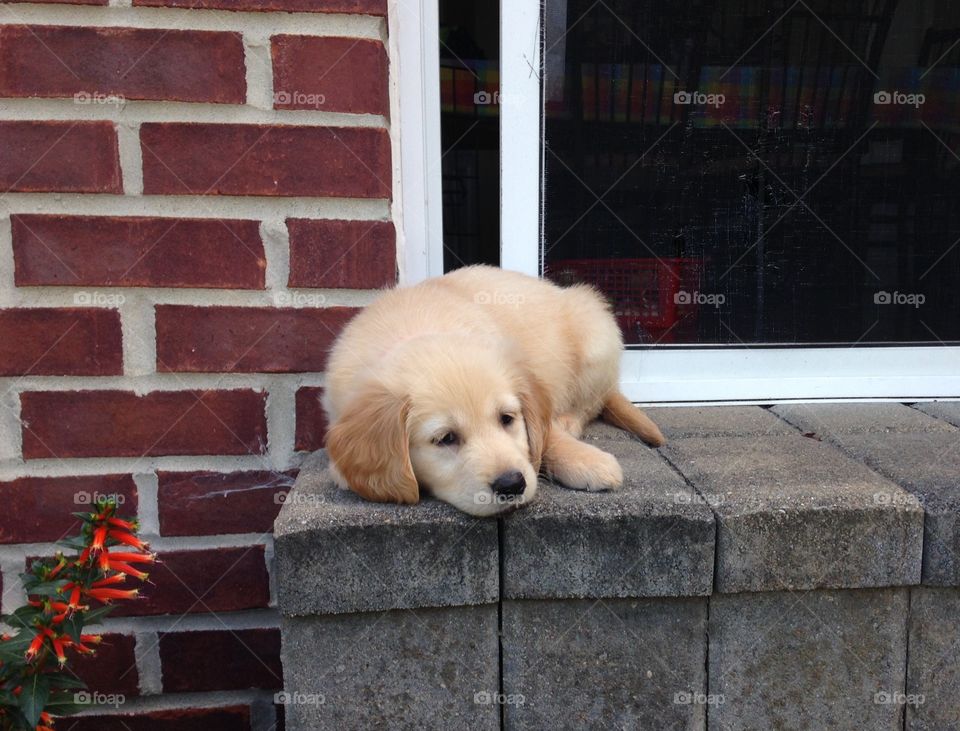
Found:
491,470 -> 526,496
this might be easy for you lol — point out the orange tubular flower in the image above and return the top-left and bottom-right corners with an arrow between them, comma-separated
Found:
92,575 -> 127,588
68,584 -> 82,610
47,556 -> 67,579
86,587 -> 139,602
97,548 -> 112,572
91,524 -> 108,553
107,530 -> 148,551
108,517 -> 138,531
50,636 -> 67,666
107,552 -> 156,565
24,633 -> 45,661
106,562 -> 149,581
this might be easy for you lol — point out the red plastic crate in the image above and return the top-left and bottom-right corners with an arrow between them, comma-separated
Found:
546,257 -> 703,343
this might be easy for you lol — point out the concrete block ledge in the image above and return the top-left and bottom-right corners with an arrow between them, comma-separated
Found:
276,405 -> 960,730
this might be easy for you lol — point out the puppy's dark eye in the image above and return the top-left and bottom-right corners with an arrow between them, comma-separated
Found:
436,431 -> 460,447
500,413 -> 515,427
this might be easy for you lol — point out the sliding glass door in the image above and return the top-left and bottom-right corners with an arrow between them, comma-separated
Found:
502,0 -> 960,402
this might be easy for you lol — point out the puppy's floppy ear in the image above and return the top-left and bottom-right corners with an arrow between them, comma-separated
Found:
325,383 -> 419,504
517,365 -> 552,473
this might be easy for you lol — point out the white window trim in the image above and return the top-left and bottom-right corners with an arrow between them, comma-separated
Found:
392,0 -> 445,284
499,0 -> 960,404
500,0 -> 543,275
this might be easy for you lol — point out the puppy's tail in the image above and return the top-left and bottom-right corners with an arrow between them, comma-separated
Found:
601,392 -> 666,447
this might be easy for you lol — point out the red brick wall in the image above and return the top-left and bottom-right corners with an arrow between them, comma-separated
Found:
0,1 -> 395,728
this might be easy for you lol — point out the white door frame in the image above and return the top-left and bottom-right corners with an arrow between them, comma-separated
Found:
392,0 -> 445,284
498,0 -> 960,404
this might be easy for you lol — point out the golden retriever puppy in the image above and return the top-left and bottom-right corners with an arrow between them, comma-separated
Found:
323,265 -> 665,516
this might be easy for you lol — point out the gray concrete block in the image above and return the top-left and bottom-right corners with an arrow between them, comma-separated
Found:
664,435 -> 923,593
274,451 -> 498,616
772,403 -> 953,437
709,588 -> 909,731
914,401 -> 960,429
645,405 -> 795,439
906,587 -> 960,731
281,605 -> 499,731
502,597 -> 707,730
833,432 -> 960,586
501,438 -> 715,599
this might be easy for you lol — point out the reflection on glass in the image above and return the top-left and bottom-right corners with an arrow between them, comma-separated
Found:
543,0 -> 960,345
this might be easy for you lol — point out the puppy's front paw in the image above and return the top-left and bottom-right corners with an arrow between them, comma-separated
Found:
581,450 -> 623,491
553,450 -> 623,492
327,463 -> 352,491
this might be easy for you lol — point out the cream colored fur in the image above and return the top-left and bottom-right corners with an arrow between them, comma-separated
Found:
323,265 -> 665,517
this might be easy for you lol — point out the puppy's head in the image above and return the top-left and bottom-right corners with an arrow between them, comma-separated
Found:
326,336 -> 550,516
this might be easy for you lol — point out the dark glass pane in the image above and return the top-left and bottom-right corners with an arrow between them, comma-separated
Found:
543,0 -> 960,345
439,1 -> 500,270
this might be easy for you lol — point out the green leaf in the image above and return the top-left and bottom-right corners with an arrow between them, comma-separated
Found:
18,671 -> 50,727
80,605 -> 114,625
0,687 -> 19,705
61,615 -> 83,645
4,606 -> 39,631
47,675 -> 87,690
0,634 -> 32,662
57,536 -> 88,550
43,689 -> 92,717
25,580 -> 70,598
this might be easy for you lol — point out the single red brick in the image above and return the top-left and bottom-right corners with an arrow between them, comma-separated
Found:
155,306 -> 357,373
72,633 -> 140,695
295,386 -> 327,452
109,546 -> 270,617
0,309 -> 122,376
63,706 -> 251,731
287,218 -> 396,288
158,470 -> 297,536
0,475 -> 137,544
20,390 -> 267,459
0,26 -> 245,103
272,36 -> 388,116
0,121 -> 121,193
133,0 -> 384,13
159,628 -> 282,691
140,123 -> 391,198
12,215 -> 266,289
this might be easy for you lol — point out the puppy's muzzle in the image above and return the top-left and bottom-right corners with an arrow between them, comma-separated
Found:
491,470 -> 526,496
